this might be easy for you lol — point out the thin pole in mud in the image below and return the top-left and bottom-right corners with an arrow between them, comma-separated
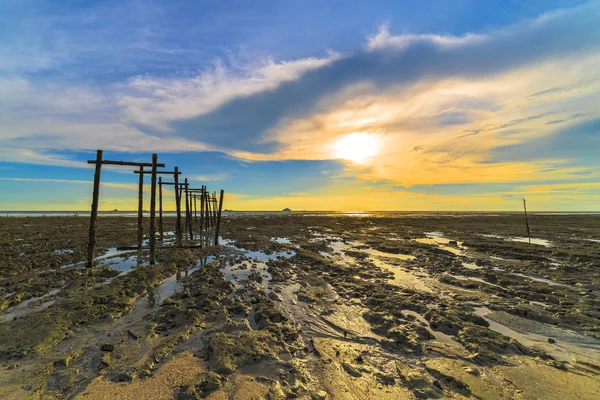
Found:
214,189 -> 224,246
194,194 -> 198,226
158,177 -> 163,241
200,187 -> 205,247
149,153 -> 158,264
87,149 -> 103,268
204,188 -> 210,232
523,198 -> 531,244
174,167 -> 182,247
136,166 -> 144,252
185,178 -> 193,240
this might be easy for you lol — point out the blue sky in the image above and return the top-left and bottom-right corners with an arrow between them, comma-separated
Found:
0,0 -> 599,210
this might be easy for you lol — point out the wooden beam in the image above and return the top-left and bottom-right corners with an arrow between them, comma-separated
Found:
87,150 -> 103,268
134,170 -> 181,175
86,160 -> 165,168
214,189 -> 224,246
149,154 -> 158,264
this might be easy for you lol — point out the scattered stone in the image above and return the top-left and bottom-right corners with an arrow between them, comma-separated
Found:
100,344 -> 114,352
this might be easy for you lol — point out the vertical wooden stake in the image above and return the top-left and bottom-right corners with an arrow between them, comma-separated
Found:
137,166 -> 144,252
158,177 -> 163,241
200,187 -> 205,248
204,188 -> 210,232
87,149 -> 103,268
149,154 -> 158,264
185,178 -> 193,240
174,167 -> 182,247
194,195 -> 198,225
214,190 -> 224,246
523,198 -> 531,244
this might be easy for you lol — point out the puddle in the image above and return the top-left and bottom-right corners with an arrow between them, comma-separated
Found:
414,233 -> 466,256
369,258 -> 432,293
509,237 -> 552,247
401,309 -> 461,346
97,254 -> 148,273
585,239 -> 600,243
462,262 -> 482,270
445,274 -> 504,289
474,307 -> 600,363
152,256 -> 216,301
54,249 -> 74,255
510,272 -> 571,288
272,237 -> 291,244
220,260 -> 273,291
1,288 -> 62,322
363,248 -> 416,261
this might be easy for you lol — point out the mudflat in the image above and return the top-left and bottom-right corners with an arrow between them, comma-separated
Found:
1,213 -> 599,399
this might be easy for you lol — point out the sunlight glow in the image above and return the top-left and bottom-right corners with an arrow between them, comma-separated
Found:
334,132 -> 378,163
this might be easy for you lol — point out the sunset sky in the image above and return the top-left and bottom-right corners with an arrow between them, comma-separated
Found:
1,0 -> 599,211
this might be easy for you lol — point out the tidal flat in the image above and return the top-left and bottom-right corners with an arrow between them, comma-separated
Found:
0,213 -> 599,399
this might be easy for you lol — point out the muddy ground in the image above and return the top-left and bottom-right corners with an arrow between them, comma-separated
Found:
0,213 -> 599,399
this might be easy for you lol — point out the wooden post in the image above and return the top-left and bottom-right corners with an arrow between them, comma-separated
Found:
137,166 -> 144,252
200,187 -> 205,247
204,188 -> 210,232
158,177 -> 163,241
194,195 -> 198,225
174,167 -> 182,247
214,190 -> 224,245
185,179 -> 193,240
87,150 -> 103,268
149,154 -> 158,264
523,198 -> 531,244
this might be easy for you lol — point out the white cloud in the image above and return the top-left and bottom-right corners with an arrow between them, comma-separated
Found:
118,54 -> 340,130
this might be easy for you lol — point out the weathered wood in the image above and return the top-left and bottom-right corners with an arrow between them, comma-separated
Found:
185,178 -> 193,240
194,194 -> 198,225
87,150 -> 103,268
158,177 -> 164,241
134,170 -> 181,175
523,198 -> 531,244
200,187 -> 205,247
214,189 -> 224,245
86,160 -> 165,167
174,167 -> 182,247
136,166 -> 144,252
149,154 -> 158,264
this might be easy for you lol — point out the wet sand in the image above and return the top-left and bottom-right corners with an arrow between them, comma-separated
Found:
1,213 -> 599,399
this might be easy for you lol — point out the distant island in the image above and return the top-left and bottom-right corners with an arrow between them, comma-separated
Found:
282,208 -> 292,212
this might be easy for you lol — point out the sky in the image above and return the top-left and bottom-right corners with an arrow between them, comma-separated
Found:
0,0 -> 599,211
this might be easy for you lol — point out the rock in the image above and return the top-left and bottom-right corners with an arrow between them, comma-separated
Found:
269,292 -> 284,302
548,338 -> 556,344
110,372 -> 134,383
100,344 -> 114,352
341,362 -> 362,377
311,390 -> 328,400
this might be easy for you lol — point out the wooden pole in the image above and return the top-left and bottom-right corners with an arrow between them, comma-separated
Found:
174,167 -> 182,247
159,177 -> 163,241
523,198 -> 531,244
185,179 -> 193,240
214,190 -> 224,245
137,166 -> 144,252
194,195 -> 198,226
200,187 -> 205,247
204,188 -> 210,232
149,154 -> 158,264
87,150 -> 103,268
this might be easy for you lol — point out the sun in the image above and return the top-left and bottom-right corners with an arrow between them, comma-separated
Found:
334,132 -> 378,163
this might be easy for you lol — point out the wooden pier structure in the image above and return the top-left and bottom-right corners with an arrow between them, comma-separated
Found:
86,150 -> 225,267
